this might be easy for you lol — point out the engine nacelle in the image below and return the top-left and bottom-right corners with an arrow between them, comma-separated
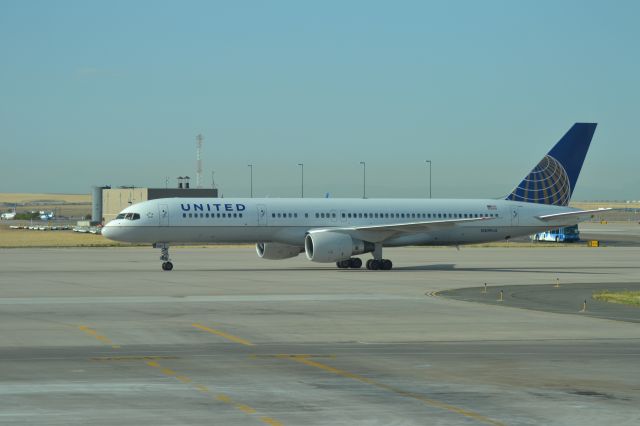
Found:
304,231 -> 372,263
256,242 -> 303,260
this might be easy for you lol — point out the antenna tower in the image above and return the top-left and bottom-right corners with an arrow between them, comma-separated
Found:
196,134 -> 203,188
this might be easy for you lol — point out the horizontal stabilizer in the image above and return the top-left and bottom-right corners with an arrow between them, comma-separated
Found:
536,208 -> 612,221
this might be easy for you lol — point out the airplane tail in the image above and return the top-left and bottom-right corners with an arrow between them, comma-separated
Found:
505,123 -> 597,206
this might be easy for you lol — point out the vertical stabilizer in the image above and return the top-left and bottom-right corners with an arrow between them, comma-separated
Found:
506,123 -> 597,206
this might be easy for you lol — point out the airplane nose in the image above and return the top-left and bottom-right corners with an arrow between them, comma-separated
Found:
101,224 -> 112,239
101,224 -> 119,241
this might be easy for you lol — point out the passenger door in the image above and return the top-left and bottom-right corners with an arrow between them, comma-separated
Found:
257,204 -> 268,226
159,204 -> 169,226
510,206 -> 520,226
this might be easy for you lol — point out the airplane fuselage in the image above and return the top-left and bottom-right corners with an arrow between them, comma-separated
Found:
103,197 -> 581,247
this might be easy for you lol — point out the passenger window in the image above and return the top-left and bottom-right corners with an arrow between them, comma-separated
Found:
188,213 -> 193,218
364,213 -> 368,218
321,213 -> 325,218
205,213 -> 209,218
277,213 -> 281,218
332,213 -> 336,218
222,213 -> 226,218
315,213 -> 319,218
239,213 -> 243,218
305,213 -> 308,218
182,213 -> 186,218
233,213 -> 237,218
272,213 -> 275,218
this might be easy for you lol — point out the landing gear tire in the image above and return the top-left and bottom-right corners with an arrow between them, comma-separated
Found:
161,261 -> 173,271
336,258 -> 363,269
366,259 -> 393,271
349,258 -> 362,269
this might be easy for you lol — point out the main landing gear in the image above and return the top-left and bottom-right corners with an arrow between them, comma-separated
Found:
365,259 -> 393,270
336,243 -> 394,271
366,243 -> 393,270
154,242 -> 173,271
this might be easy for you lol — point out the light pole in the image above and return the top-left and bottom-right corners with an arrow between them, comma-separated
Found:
425,160 -> 432,198
360,161 -> 366,199
248,164 -> 253,198
298,163 -> 304,198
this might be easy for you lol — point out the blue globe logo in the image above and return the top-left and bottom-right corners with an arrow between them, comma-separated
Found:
508,155 -> 571,205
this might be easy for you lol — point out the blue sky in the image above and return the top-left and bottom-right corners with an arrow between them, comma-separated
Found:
1,0 -> 638,199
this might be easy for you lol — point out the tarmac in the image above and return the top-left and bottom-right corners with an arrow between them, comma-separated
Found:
1,245 -> 639,425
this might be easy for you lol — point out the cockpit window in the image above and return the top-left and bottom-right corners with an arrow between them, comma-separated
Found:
116,213 -> 126,219
123,213 -> 141,220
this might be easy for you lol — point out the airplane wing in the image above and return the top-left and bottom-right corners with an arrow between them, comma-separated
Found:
310,216 -> 495,242
536,208 -> 612,222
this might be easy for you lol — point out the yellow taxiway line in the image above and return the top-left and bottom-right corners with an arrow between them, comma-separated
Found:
191,322 -> 255,346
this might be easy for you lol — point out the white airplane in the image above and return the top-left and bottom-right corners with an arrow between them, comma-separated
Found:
39,211 -> 54,221
1,211 -> 16,220
103,123 -> 609,271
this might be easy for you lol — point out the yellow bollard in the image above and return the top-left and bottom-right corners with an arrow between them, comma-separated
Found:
498,290 -> 503,302
554,278 -> 560,288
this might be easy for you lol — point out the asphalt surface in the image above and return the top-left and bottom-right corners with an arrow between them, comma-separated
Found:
439,282 -> 640,323
1,246 -> 640,425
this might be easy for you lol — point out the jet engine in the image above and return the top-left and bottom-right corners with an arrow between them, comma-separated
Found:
256,242 -> 303,260
304,231 -> 373,263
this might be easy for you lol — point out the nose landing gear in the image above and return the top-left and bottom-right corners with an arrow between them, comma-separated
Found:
154,242 -> 173,271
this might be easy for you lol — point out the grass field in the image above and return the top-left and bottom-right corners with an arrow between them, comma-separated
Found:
0,192 -> 91,218
0,193 -> 90,204
0,226 -> 130,248
593,290 -> 640,307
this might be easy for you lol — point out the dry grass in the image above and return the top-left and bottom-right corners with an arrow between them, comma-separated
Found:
0,226 -> 130,248
0,192 -> 91,218
593,290 -> 640,307
0,193 -> 90,204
